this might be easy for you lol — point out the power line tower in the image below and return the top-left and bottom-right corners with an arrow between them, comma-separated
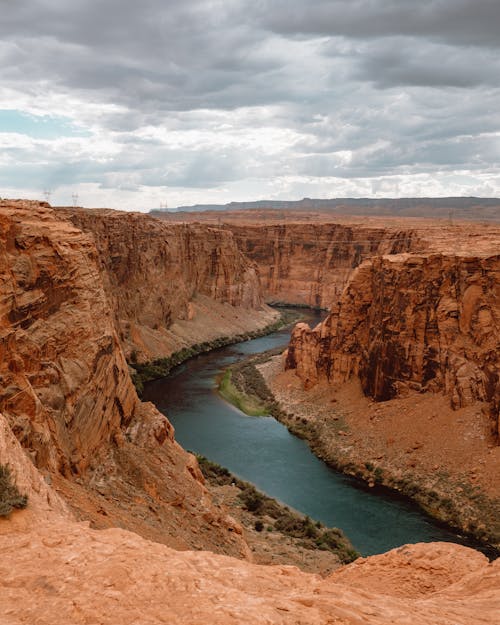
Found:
72,193 -> 79,207
43,189 -> 52,204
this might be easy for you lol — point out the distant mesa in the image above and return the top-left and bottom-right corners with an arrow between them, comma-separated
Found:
150,197 -> 500,221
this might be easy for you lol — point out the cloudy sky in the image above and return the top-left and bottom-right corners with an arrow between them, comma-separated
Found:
1,0 -> 499,210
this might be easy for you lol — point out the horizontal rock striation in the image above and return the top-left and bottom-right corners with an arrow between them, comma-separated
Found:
221,223 -> 423,308
286,250 -> 500,437
59,208 -> 270,359
0,200 -> 249,556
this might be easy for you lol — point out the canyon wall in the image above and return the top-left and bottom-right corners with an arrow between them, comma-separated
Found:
286,250 -> 500,436
0,200 -> 136,474
153,211 -> 428,308
215,223 -> 423,308
0,200 -> 249,556
59,208 -> 276,360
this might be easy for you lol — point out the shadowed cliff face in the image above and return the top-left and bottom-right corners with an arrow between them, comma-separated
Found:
223,223 -> 422,308
58,208 -> 267,359
286,252 -> 500,438
0,200 -> 250,557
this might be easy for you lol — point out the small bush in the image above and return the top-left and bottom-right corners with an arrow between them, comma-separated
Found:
254,520 -> 264,532
0,464 -> 28,517
239,487 -> 265,513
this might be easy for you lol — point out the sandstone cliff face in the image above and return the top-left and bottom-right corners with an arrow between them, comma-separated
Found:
286,251 -> 500,436
59,208 -> 272,360
224,223 -> 422,308
0,200 -> 136,474
0,200 -> 249,557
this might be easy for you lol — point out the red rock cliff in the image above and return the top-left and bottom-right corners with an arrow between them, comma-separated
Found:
153,211 -> 427,308
0,200 -> 249,557
220,222 -> 422,308
59,208 -> 275,359
286,248 -> 500,437
0,201 -> 136,474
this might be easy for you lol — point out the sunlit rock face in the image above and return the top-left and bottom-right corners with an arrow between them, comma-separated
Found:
0,200 -> 250,558
0,200 -> 137,474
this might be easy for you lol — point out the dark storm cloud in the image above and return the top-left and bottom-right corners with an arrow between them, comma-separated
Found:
258,0 -> 500,48
2,0 -> 497,112
0,0 -> 279,113
0,0 -> 499,202
347,38 -> 500,89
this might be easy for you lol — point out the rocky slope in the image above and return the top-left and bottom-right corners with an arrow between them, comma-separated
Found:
0,199 -> 249,557
1,418 -> 499,625
59,207 -> 277,360
269,224 -> 500,545
285,249 -> 500,437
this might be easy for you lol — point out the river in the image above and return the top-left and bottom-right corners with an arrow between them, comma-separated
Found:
144,309 -> 478,556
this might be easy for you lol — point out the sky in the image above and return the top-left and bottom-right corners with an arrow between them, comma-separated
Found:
1,0 -> 499,210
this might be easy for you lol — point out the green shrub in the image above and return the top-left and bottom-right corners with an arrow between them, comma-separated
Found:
0,464 -> 28,517
239,487 -> 265,513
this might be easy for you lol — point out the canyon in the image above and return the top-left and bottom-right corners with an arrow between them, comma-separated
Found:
1,199 -> 499,623
0,199 -> 266,556
156,208 -> 500,546
58,207 -> 278,361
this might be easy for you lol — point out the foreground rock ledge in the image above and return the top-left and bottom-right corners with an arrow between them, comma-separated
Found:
2,406 -> 499,625
1,519 -> 499,625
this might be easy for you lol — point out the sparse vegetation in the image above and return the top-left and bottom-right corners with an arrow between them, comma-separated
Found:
0,464 -> 28,517
216,354 -> 283,418
195,454 -> 359,564
128,312 -> 295,397
219,370 -> 270,416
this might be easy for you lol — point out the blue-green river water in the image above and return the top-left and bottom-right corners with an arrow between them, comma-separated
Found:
144,310 -> 479,556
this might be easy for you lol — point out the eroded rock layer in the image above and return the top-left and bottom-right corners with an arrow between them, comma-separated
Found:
0,200 -> 249,557
59,208 -> 275,360
224,222 -> 422,308
1,419 -> 499,625
286,250 -> 500,437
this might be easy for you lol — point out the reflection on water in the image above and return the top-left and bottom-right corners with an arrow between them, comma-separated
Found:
144,309 -> 476,556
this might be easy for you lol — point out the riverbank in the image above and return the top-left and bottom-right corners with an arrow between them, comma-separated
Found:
219,351 -> 500,557
196,455 -> 358,575
130,308 -> 302,395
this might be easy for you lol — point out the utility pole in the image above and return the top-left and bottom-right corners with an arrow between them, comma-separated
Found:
72,193 -> 79,208
43,189 -> 52,204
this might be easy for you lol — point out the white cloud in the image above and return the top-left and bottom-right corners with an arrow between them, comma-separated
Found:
0,0 -> 499,208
